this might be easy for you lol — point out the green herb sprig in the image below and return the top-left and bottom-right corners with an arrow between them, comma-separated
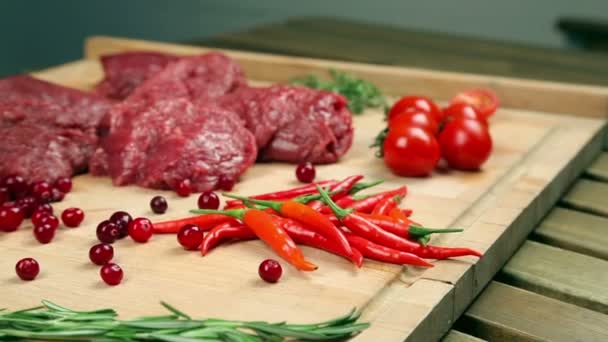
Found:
0,300 -> 369,341
290,69 -> 387,114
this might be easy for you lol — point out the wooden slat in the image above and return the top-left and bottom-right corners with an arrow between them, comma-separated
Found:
498,240 -> 608,314
441,330 -> 486,342
455,281 -> 608,341
586,152 -> 608,182
532,207 -> 608,260
561,178 -> 608,217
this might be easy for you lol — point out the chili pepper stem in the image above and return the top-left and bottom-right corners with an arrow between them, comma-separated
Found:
190,208 -> 246,220
408,226 -> 464,238
317,186 -> 353,219
350,180 -> 384,194
223,194 -> 283,212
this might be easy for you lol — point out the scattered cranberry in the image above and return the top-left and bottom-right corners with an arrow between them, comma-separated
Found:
295,162 -> 316,183
16,196 -> 38,218
50,188 -> 65,202
37,215 -> 59,230
0,206 -> 24,232
31,209 -> 49,227
177,224 -> 203,250
36,203 -> 53,215
0,187 -> 8,204
258,259 -> 282,283
55,177 -> 72,193
128,217 -> 153,243
30,181 -> 52,202
89,243 -> 114,265
97,220 -> 119,243
217,175 -> 235,191
150,196 -> 168,214
4,175 -> 28,198
175,179 -> 192,197
197,191 -> 220,210
100,263 -> 123,286
109,211 -> 132,239
61,208 -> 84,227
33,224 -> 56,244
15,258 -> 39,281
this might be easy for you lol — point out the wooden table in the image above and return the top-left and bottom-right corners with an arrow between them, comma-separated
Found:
202,17 -> 608,341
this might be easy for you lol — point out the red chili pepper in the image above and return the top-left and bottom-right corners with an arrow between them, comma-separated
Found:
273,216 -> 363,267
193,208 -> 317,271
388,207 -> 422,227
348,186 -> 407,213
307,200 -> 325,211
223,195 -> 353,259
200,222 -> 255,256
402,208 -> 413,217
152,214 -> 236,234
224,180 -> 337,208
344,232 -> 433,267
318,186 -> 481,260
329,175 -> 364,201
371,195 -> 401,215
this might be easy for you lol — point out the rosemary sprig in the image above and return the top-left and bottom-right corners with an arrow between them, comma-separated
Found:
0,301 -> 369,341
290,69 -> 387,114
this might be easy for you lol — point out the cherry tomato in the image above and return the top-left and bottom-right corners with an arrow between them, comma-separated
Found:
449,88 -> 499,118
388,96 -> 442,123
442,103 -> 488,127
389,110 -> 438,135
438,118 -> 493,171
383,126 -> 440,177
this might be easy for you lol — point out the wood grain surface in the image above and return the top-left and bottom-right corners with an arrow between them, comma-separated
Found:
1,37 -> 606,341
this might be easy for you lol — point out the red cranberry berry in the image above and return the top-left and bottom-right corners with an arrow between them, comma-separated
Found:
217,175 -> 235,191
55,177 -> 72,193
16,196 -> 38,218
15,258 -> 39,281
109,211 -> 132,239
37,215 -> 59,230
97,220 -> 119,243
177,224 -> 203,250
61,207 -> 84,228
150,196 -> 168,214
30,181 -> 52,202
50,188 -> 65,202
36,203 -> 53,215
295,162 -> 316,183
0,206 -> 24,232
31,209 -> 49,227
89,243 -> 114,265
258,259 -> 282,283
128,217 -> 153,243
4,175 -> 28,198
197,191 -> 220,210
0,187 -> 8,204
175,179 -> 192,197
100,263 -> 123,286
33,224 -> 56,244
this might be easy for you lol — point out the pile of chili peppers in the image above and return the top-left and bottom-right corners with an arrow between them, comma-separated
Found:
152,176 -> 482,271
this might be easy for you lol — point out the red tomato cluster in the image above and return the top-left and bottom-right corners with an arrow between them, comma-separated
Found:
381,89 -> 498,177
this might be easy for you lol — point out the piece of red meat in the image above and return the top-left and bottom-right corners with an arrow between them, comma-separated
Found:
216,85 -> 354,163
95,52 -> 178,100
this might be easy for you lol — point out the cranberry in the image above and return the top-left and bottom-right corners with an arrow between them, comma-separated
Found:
30,181 -> 52,202
258,259 -> 282,283
175,179 -> 192,197
37,215 -> 59,230
15,258 -> 39,281
295,162 -> 316,183
16,196 -> 38,218
4,175 -> 28,198
97,220 -> 119,243
128,217 -> 153,243
100,263 -> 123,286
0,187 -> 8,204
217,175 -> 235,191
150,196 -> 168,214
0,206 -> 24,232
33,224 -> 55,244
109,211 -> 132,239
197,191 -> 220,210
61,207 -> 84,227
50,188 -> 65,202
31,210 -> 49,227
36,203 -> 53,215
55,177 -> 72,193
177,224 -> 203,250
89,243 -> 114,265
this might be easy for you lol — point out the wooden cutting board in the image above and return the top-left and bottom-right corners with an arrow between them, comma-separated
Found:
2,37 -> 607,341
